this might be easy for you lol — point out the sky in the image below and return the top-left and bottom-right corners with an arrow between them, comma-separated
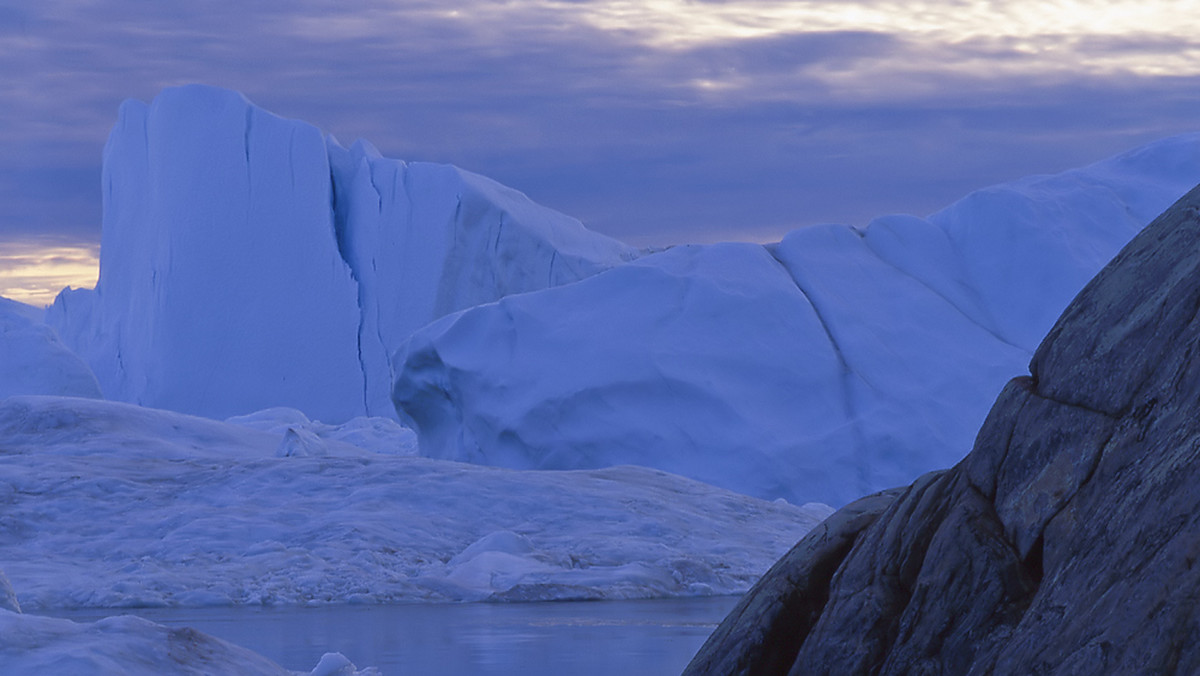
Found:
2,0 -> 1199,304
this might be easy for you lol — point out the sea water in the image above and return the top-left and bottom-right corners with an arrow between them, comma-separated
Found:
45,595 -> 738,675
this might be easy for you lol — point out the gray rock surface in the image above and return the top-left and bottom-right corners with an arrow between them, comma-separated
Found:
684,183 -> 1200,675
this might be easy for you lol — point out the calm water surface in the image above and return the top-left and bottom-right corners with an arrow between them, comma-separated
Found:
46,596 -> 739,675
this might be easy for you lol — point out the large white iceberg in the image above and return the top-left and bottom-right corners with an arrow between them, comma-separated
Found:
391,134 -> 1200,506
46,85 -> 633,423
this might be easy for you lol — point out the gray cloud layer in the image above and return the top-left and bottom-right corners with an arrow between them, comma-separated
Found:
2,1 -> 1198,246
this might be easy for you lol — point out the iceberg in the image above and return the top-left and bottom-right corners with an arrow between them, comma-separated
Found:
47,85 -> 633,422
391,134 -> 1200,506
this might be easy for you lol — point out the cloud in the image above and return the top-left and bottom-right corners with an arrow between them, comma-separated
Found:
0,0 -> 1198,253
0,239 -> 98,306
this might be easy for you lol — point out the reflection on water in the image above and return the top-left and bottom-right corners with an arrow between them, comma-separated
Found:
46,596 -> 739,675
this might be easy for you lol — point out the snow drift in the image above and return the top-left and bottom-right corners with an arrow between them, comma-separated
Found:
391,134 -> 1200,506
46,85 -> 634,422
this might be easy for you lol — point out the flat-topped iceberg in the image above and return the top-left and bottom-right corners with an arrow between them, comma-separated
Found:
47,85 -> 633,423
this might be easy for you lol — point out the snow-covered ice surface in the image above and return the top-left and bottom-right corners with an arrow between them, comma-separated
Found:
0,296 -> 102,400
0,607 -> 378,676
46,85 -> 634,422
393,133 -> 1200,506
0,395 -> 831,610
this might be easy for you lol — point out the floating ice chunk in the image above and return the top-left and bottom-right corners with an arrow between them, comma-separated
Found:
0,609 -> 304,675
309,652 -> 380,676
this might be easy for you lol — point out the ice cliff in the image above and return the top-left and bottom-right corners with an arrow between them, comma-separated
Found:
47,85 -> 634,422
392,133 -> 1200,505
684,182 -> 1200,675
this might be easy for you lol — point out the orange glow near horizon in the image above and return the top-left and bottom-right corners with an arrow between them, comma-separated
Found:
0,240 -> 99,307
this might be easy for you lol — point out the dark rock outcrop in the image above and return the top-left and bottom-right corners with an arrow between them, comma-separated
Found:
684,183 -> 1200,675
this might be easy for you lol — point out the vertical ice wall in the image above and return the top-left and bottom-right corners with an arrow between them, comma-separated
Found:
326,138 -> 634,417
48,86 -> 365,421
48,85 -> 634,422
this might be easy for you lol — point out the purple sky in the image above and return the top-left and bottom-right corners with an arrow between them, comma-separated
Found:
2,1 -> 1199,301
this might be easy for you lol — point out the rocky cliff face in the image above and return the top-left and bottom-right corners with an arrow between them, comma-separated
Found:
684,182 -> 1200,675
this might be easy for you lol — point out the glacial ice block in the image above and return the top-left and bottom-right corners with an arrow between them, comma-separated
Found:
391,133 -> 1200,505
52,85 -> 365,422
48,85 -> 633,422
